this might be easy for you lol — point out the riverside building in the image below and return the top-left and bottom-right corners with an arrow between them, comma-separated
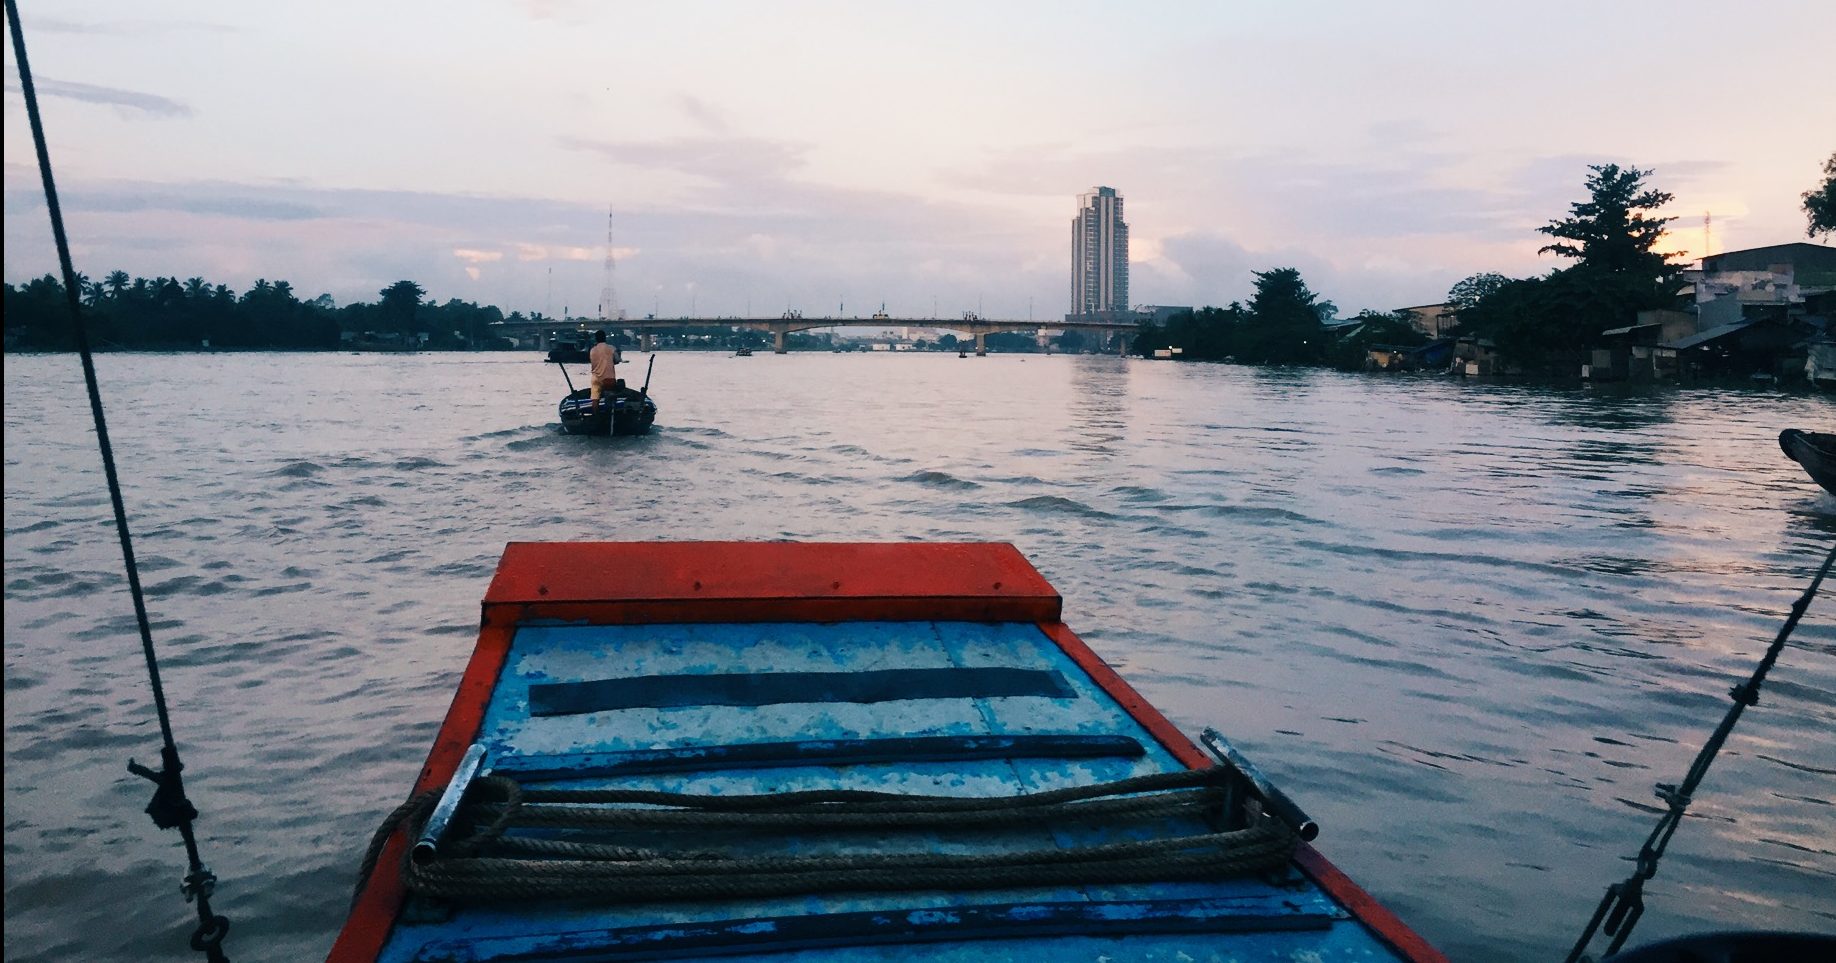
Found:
1071,186 -> 1130,320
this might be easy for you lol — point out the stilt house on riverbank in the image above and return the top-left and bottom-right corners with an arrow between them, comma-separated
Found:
1587,241 -> 1836,383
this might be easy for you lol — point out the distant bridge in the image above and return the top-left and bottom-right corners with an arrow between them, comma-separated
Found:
489,315 -> 1141,355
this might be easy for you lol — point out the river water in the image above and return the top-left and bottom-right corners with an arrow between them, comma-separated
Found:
3,350 -> 1832,961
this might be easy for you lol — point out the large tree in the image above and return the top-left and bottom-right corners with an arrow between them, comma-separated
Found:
378,280 -> 426,332
1455,163 -> 1685,369
1446,272 -> 1512,312
1804,152 -> 1836,240
1241,267 -> 1324,364
1537,163 -> 1680,289
1455,271 -> 1629,367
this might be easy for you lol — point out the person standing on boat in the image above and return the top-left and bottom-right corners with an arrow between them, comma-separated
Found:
588,330 -> 618,413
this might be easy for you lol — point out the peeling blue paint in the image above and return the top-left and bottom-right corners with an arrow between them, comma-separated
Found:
377,619 -> 1404,962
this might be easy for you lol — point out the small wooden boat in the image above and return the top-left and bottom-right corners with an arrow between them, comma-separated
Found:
557,384 -> 657,436
1779,429 -> 1836,494
554,355 -> 656,436
330,542 -> 1441,963
735,347 -> 753,357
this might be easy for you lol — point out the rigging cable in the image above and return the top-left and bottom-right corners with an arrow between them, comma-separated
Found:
3,1 -> 230,959
1563,540 -> 1835,963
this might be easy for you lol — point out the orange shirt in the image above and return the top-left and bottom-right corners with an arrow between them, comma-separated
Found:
589,342 -> 617,384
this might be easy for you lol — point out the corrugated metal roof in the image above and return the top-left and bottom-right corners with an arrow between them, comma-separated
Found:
1663,320 -> 1753,350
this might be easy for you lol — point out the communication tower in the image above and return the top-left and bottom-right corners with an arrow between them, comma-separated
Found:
599,206 -> 623,321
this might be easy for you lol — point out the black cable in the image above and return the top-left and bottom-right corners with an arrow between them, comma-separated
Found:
3,2 -> 229,958
1564,540 -> 1835,963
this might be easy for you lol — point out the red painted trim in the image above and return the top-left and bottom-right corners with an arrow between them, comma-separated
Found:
480,596 -> 1060,628
325,624 -> 514,963
481,541 -> 1060,624
1036,621 -> 1446,963
1292,844 -> 1449,963
1036,622 -> 1211,770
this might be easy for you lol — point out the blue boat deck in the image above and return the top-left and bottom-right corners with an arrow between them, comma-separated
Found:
330,542 -> 1435,962
373,618 -> 1400,962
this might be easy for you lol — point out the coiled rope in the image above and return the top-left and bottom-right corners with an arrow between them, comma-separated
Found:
4,2 -> 229,958
358,767 -> 1296,904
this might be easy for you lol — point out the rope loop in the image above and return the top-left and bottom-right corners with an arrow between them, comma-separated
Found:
447,775 -> 524,857
350,789 -> 439,908
189,915 -> 230,953
1603,879 -> 1643,936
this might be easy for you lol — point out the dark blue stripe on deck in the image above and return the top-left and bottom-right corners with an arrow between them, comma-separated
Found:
527,668 -> 1075,716
410,896 -> 1342,962
492,734 -> 1145,779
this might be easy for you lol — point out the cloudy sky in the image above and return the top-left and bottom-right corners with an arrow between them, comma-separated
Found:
4,0 -> 1832,320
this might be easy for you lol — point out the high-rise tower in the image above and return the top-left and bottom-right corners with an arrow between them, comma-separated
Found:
1071,186 -> 1129,318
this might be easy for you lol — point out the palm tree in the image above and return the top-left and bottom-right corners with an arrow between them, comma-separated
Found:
271,280 -> 296,302
184,277 -> 208,300
104,270 -> 130,299
68,272 -> 95,307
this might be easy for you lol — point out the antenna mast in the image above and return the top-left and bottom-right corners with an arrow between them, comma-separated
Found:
600,206 -> 621,322
1703,211 -> 1713,261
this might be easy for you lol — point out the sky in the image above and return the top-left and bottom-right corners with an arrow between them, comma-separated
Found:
4,0 -> 1833,320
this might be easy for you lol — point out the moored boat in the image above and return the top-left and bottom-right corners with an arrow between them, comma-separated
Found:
1779,428 -> 1836,494
329,541 -> 1442,963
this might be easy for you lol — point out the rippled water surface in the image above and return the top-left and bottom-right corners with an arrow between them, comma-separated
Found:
5,351 -> 1834,961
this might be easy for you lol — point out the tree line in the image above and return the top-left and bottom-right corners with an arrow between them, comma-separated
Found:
1131,267 -> 1428,370
2,274 -> 532,351
1135,153 -> 1836,372
9,156 -> 1829,361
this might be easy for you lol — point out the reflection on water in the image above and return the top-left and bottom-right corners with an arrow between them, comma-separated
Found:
1067,356 -> 1128,457
3,352 -> 1833,962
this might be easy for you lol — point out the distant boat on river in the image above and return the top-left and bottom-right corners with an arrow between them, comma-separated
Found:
545,329 -> 592,364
